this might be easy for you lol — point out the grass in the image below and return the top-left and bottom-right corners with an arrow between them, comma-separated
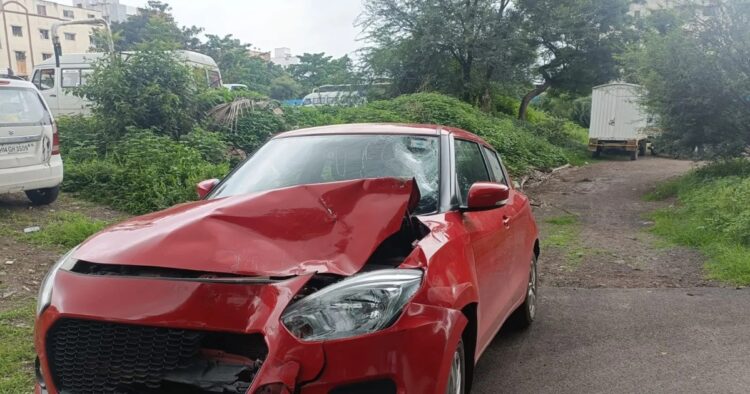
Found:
544,215 -> 590,269
0,210 -> 109,250
25,212 -> 108,249
0,303 -> 35,392
646,160 -> 750,285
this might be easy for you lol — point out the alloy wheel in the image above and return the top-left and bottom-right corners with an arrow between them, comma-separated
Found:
446,341 -> 464,394
527,257 -> 538,320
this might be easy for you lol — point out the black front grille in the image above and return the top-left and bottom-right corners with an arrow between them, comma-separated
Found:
46,318 -> 266,394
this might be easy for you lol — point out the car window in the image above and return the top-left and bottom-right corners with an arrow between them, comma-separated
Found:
455,139 -> 490,205
62,69 -> 81,88
210,134 -> 441,214
31,69 -> 55,91
0,87 -> 51,126
482,146 -> 508,185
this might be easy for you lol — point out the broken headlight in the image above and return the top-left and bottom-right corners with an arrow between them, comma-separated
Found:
281,269 -> 422,341
37,245 -> 78,316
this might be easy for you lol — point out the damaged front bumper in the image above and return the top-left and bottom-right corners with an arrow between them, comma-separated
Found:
35,270 -> 466,394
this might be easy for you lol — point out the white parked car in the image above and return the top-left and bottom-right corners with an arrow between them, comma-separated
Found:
0,77 -> 63,205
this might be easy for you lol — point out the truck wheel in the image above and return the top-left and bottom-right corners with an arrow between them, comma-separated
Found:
592,149 -> 601,158
639,144 -> 646,157
25,186 -> 60,205
630,150 -> 639,161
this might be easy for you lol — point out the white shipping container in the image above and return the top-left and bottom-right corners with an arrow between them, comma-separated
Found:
589,83 -> 650,141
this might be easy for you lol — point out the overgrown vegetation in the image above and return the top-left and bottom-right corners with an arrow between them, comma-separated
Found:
646,160 -> 750,285
59,90 -> 588,215
0,304 -> 35,393
626,1 -> 750,157
25,213 -> 109,249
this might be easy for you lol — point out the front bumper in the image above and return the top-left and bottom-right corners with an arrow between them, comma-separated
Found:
0,155 -> 63,194
35,270 -> 466,394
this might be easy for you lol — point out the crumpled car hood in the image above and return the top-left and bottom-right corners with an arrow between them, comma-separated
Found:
74,178 -> 419,277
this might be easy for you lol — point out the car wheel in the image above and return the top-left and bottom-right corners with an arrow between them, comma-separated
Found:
510,255 -> 538,329
25,186 -> 60,205
446,339 -> 466,394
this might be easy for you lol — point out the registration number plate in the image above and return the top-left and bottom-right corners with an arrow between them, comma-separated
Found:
0,142 -> 34,155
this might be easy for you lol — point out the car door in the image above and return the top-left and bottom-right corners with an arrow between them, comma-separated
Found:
32,68 -> 58,112
482,146 -> 530,305
454,139 -> 516,348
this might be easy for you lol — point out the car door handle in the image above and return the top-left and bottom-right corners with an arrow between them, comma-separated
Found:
503,215 -> 511,227
49,94 -> 57,97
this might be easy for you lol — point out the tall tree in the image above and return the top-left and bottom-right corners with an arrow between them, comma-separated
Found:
627,1 -> 750,157
109,1 -> 201,50
514,0 -> 633,119
360,0 -> 534,104
289,53 -> 355,93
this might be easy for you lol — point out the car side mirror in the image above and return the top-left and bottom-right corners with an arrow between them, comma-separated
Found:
466,182 -> 510,211
196,179 -> 219,199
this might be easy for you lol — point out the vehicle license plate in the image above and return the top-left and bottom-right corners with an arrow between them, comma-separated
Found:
0,142 -> 34,155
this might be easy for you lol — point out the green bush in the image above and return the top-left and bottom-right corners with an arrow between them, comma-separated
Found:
180,127 -> 230,164
77,44 -> 201,140
64,131 -> 229,214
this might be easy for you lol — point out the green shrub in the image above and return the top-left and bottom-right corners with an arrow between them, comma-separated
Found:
64,131 -> 229,214
77,44 -> 201,140
229,110 -> 286,153
180,127 -> 230,164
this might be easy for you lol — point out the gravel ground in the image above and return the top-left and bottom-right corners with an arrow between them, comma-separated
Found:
527,156 -> 715,288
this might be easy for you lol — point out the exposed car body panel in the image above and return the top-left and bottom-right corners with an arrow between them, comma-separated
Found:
74,177 -> 418,277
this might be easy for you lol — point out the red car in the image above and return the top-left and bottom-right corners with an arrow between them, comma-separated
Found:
34,124 -> 539,394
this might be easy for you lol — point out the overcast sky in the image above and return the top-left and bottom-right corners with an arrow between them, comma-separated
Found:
69,0 -> 367,58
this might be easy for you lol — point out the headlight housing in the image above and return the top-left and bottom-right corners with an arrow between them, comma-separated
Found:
281,269 -> 423,341
37,246 -> 78,316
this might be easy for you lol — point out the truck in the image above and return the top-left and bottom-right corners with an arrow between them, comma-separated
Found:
588,82 -> 655,160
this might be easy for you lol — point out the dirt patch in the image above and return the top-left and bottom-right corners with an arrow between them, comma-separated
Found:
527,156 -> 717,288
0,193 -> 124,312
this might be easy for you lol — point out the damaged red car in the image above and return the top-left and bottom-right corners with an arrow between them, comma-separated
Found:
34,124 -> 540,394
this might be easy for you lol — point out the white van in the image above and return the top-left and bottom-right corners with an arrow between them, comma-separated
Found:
30,50 -> 223,117
588,82 -> 655,160
0,77 -> 63,205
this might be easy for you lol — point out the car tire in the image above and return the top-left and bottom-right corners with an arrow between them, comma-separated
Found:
445,339 -> 466,394
630,150 -> 639,161
509,255 -> 538,329
25,186 -> 60,205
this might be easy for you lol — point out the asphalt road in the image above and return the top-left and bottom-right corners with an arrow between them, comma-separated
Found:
473,287 -> 750,394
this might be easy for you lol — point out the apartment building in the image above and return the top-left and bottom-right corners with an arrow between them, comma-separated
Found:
270,47 -> 300,68
630,0 -> 721,17
73,0 -> 137,23
1,0 -> 102,77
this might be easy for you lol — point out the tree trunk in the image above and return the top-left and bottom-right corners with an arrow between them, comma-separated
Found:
518,80 -> 551,121
461,62 -> 472,101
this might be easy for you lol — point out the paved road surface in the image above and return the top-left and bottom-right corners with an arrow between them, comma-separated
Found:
474,287 -> 750,393
473,158 -> 749,393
